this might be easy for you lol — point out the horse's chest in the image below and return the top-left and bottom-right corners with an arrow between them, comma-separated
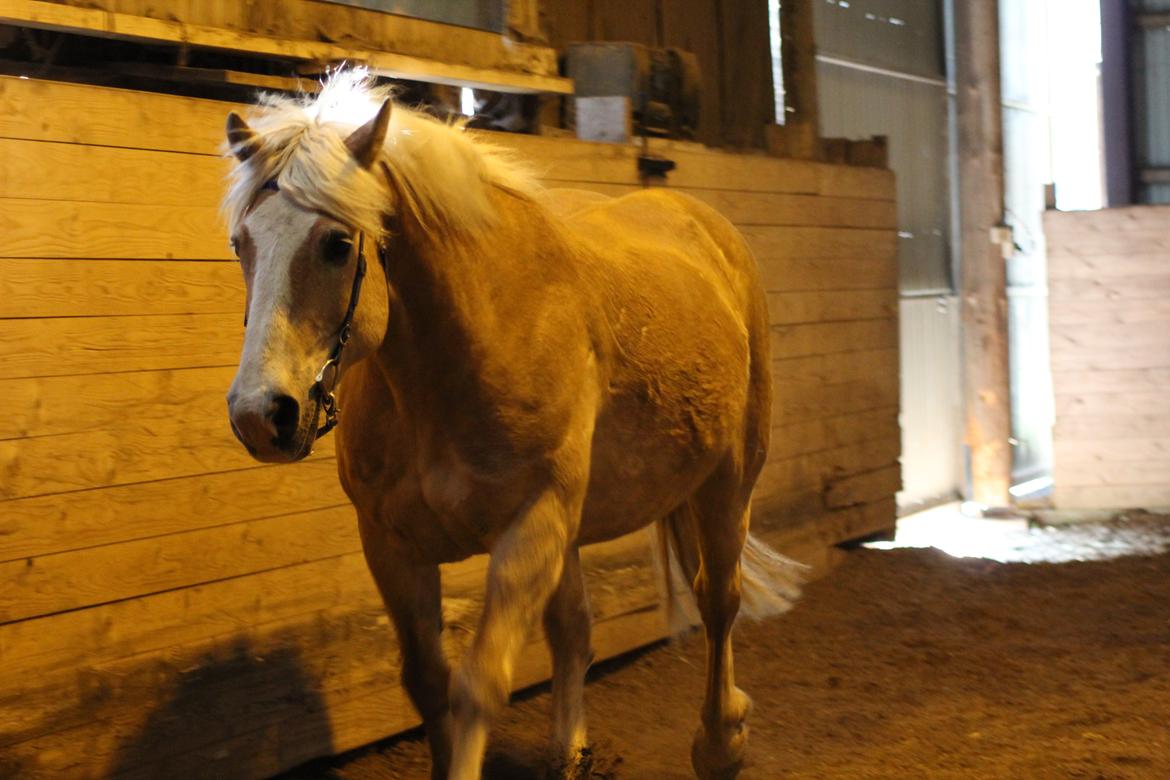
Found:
418,455 -> 477,519
415,452 -> 520,547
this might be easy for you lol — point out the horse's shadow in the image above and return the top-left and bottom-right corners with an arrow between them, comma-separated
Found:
107,636 -> 332,780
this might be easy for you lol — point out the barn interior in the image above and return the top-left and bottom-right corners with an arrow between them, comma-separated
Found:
0,1 -> 1167,778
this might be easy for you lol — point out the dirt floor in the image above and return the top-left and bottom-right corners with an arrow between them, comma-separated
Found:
287,515 -> 1170,779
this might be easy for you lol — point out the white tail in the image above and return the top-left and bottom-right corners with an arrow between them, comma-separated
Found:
655,505 -> 806,634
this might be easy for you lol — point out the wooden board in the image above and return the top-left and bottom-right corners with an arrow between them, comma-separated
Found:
0,138 -> 230,204
1046,206 -> 1170,509
0,258 -> 240,318
770,318 -> 899,360
0,460 -> 346,563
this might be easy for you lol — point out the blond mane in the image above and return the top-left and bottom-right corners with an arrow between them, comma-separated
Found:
222,69 -> 540,240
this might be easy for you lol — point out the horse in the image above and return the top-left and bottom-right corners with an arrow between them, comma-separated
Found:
222,71 -> 802,780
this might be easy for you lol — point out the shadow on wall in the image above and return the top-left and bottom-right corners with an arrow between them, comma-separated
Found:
106,637 -> 333,779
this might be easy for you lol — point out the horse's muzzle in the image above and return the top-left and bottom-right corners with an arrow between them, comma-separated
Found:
226,389 -> 312,463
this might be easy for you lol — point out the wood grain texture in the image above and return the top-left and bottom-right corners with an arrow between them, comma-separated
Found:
0,73 -> 229,152
0,258 -> 241,318
0,505 -> 359,622
767,288 -> 898,324
955,0 -> 1011,505
0,313 -> 239,378
1047,206 -> 1170,508
770,407 -> 900,461
0,138 -> 230,205
770,318 -> 898,360
0,198 -> 228,259
0,460 -> 346,563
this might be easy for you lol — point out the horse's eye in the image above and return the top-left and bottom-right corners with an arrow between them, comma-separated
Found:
229,237 -> 240,257
323,230 -> 353,266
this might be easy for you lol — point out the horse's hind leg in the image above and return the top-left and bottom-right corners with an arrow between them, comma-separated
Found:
543,544 -> 593,768
359,518 -> 453,779
689,465 -> 753,780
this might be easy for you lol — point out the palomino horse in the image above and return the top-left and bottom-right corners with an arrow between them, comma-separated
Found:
223,72 -> 801,779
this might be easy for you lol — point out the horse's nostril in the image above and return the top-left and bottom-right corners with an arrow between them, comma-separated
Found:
268,394 -> 300,444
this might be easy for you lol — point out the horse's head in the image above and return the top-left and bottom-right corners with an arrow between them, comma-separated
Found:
223,100 -> 393,463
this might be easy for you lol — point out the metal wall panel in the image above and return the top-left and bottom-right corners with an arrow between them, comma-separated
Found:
898,296 -> 963,510
818,63 -> 951,293
814,0 -> 958,508
813,0 -> 946,78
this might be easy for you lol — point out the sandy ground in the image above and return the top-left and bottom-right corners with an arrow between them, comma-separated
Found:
285,515 -> 1170,779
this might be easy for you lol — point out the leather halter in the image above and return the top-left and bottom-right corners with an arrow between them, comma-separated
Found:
309,231 -> 368,439
250,178 -> 387,442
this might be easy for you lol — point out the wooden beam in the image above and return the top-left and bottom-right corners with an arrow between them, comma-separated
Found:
768,0 -> 820,158
715,0 -> 776,148
0,0 -> 573,95
954,0 -> 1012,505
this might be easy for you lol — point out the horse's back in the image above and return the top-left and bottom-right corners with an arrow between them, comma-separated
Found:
535,187 -> 613,218
556,188 -> 764,315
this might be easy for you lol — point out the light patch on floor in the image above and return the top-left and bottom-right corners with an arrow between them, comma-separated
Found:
867,502 -> 1170,563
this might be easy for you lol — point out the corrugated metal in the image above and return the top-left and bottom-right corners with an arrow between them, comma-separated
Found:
814,0 -> 958,508
898,296 -> 962,510
817,61 -> 951,293
813,0 -> 945,79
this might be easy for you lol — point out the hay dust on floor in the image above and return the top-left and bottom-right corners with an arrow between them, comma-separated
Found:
286,515 -> 1170,779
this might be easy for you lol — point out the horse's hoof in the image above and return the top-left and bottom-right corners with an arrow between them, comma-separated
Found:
558,744 -> 593,779
690,723 -> 748,780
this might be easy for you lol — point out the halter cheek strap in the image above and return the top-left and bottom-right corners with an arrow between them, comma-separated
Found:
246,179 -> 387,443
309,232 -> 368,439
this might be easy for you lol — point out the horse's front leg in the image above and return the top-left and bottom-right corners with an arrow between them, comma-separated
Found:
358,517 -> 453,779
448,490 -> 572,780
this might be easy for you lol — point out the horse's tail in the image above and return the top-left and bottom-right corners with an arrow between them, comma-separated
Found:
654,504 -> 806,634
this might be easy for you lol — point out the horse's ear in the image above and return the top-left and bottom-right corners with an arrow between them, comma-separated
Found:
345,99 -> 393,169
226,112 -> 260,162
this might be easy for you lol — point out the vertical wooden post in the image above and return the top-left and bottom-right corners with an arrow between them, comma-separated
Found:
954,0 -> 1012,505
766,0 -> 819,158
781,0 -> 818,129
715,0 -> 776,148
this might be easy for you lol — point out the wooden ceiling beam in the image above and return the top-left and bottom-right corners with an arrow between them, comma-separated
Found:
0,0 -> 573,95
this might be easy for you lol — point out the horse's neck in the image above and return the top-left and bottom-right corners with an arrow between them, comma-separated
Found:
375,188 -> 545,393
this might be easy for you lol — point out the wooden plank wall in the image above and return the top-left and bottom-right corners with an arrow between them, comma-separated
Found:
0,75 -> 898,779
1046,206 -> 1170,510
